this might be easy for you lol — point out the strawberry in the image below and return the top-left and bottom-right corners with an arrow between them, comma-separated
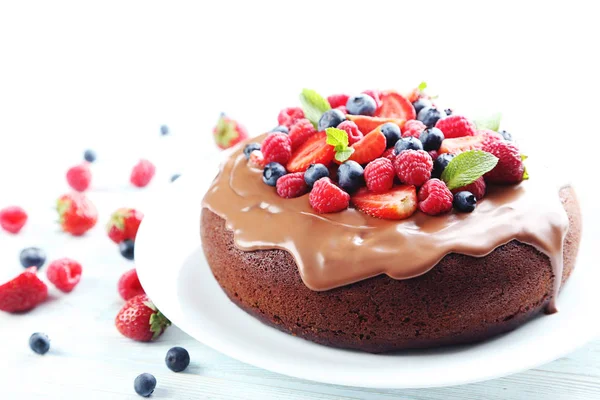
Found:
66,163 -> 92,192
213,113 -> 249,149
0,267 -> 48,313
46,258 -> 82,293
439,134 -> 488,154
118,269 -> 145,301
351,185 -> 418,220
482,140 -> 525,184
348,128 -> 386,165
115,294 -> 171,342
375,91 -> 416,121
308,177 -> 350,213
56,193 -> 98,236
286,131 -> 335,173
0,206 -> 28,234
106,208 -> 144,244
346,115 -> 406,136
130,159 -> 156,188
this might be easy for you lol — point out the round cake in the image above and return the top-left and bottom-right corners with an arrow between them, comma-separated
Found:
202,88 -> 582,353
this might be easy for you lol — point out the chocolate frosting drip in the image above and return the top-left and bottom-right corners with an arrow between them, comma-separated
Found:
202,137 -> 570,312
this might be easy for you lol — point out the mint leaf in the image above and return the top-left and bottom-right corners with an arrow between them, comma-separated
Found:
418,81 -> 427,91
299,89 -> 331,128
441,150 -> 499,190
474,112 -> 502,132
326,127 -> 354,162
521,154 -> 529,180
335,148 -> 354,162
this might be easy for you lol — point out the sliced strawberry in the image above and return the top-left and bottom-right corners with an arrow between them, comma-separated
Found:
346,115 -> 406,136
286,131 -> 335,173
351,185 -> 417,220
348,128 -> 387,165
439,134 -> 488,154
375,91 -> 416,120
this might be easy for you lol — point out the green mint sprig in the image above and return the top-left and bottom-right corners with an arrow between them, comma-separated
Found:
441,150 -> 499,190
418,81 -> 427,91
474,112 -> 502,131
521,154 -> 529,180
299,89 -> 331,128
326,127 -> 354,163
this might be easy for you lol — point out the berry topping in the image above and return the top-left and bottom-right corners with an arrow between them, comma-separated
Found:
499,130 -> 513,141
345,115 -> 405,136
287,131 -> 335,173
263,162 -> 287,186
417,106 -> 446,128
0,268 -> 48,313
304,163 -> 330,187
382,147 -> 396,161
380,122 -> 401,148
418,179 -> 453,215
439,133 -> 490,154
66,163 -> 92,192
452,177 -> 486,200
288,118 -> 317,150
412,98 -> 432,116
362,89 -> 382,107
56,193 -> 98,236
46,258 -> 82,293
106,208 -> 144,244
116,294 -> 170,342
276,172 -> 309,198
435,115 -> 475,139
402,119 -> 426,139
0,206 -> 28,234
337,161 -> 365,193
165,347 -> 191,373
271,125 -> 289,134
277,107 -> 305,129
20,247 -> 47,269
317,109 -> 346,131
351,185 -> 418,220
432,153 -> 455,179
336,120 -> 364,145
419,127 -> 445,151
394,149 -> 433,186
248,150 -> 266,169
243,143 -> 261,159
394,136 -> 423,154
130,159 -> 156,188
453,191 -> 477,212
308,178 -> 350,213
374,91 -> 416,120
213,114 -> 248,149
119,239 -> 135,261
134,373 -> 157,397
346,93 -> 377,116
118,269 -> 145,301
428,150 -> 439,161
327,93 -> 350,109
482,140 -> 525,184
83,149 -> 97,163
29,333 -> 50,355
364,158 -> 395,193
262,132 -> 292,165
349,129 -> 386,165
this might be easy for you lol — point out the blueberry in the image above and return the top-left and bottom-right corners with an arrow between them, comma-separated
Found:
337,161 -> 364,193
499,130 -> 513,141
453,191 -> 477,213
134,373 -> 156,397
317,109 -> 346,131
419,127 -> 445,151
243,143 -> 261,160
346,94 -> 377,116
19,247 -> 46,269
444,108 -> 453,116
29,333 -> 50,355
380,123 -> 401,148
83,149 -> 96,163
394,137 -> 423,154
170,173 -> 181,182
271,125 -> 289,134
417,106 -> 446,128
412,98 -> 432,116
119,240 -> 135,261
160,125 -> 169,135
165,347 -> 190,372
432,153 -> 455,179
263,162 -> 286,186
304,164 -> 329,187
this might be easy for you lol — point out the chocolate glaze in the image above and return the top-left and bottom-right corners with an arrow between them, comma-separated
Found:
202,136 -> 570,313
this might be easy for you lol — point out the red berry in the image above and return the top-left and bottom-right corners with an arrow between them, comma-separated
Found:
287,132 -> 335,173
262,132 -> 292,165
130,159 -> 156,188
0,267 -> 48,313
106,208 -> 144,244
276,172 -> 308,198
364,158 -> 395,193
115,294 -> 171,342
382,148 -> 396,161
46,258 -> 82,293
418,179 -> 453,215
327,93 -> 350,109
362,89 -> 382,107
309,178 -> 350,213
374,91 -> 416,120
56,193 -> 98,236
435,115 -> 475,139
277,107 -> 305,129
394,150 -> 433,186
428,150 -> 439,161
213,114 -> 248,149
288,119 -> 317,150
349,129 -> 386,164
335,105 -> 348,114
346,115 -> 405,135
482,140 -> 525,184
0,206 -> 28,234
352,185 -> 417,220
439,131 -> 501,154
337,120 -> 364,145
402,119 -> 426,138
118,269 -> 145,301
452,177 -> 486,200
248,150 -> 266,169
66,164 -> 91,192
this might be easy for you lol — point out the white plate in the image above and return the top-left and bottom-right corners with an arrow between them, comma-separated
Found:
136,166 -> 599,389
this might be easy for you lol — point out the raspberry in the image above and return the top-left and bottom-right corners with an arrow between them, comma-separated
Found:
382,148 -> 396,161
402,119 -> 426,138
336,120 -> 364,145
482,140 -> 525,184
327,94 -> 350,109
276,172 -> 308,198
452,177 -> 486,200
262,132 -> 292,165
118,269 -> 145,301
362,89 -> 382,107
428,150 -> 439,161
0,206 -> 28,234
309,178 -> 350,213
364,158 -> 395,193
277,107 -> 304,129
435,115 -> 475,139
248,150 -> 266,168
66,164 -> 92,192
130,159 -> 155,188
288,119 -> 317,150
0,268 -> 48,312
335,105 -> 348,114
394,150 -> 433,187
46,258 -> 82,293
418,179 -> 453,215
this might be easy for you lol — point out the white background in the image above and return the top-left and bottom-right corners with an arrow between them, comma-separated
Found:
0,1 -> 599,399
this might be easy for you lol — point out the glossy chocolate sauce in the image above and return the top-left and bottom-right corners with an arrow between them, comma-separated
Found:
202,137 -> 570,312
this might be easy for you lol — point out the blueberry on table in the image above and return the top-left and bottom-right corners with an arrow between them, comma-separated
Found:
19,247 -> 47,269
271,125 -> 289,134
29,333 -> 50,355
134,373 -> 156,397
499,130 -> 513,141
170,174 -> 181,183
432,153 -> 455,179
394,137 -> 423,154
119,240 -> 135,261
243,143 -> 261,160
380,123 -> 401,148
317,109 -> 346,131
263,162 -> 287,186
346,94 -> 377,116
419,127 -> 445,151
337,161 -> 364,193
412,98 -> 432,116
83,149 -> 97,163
165,347 -> 190,372
304,164 -> 330,187
160,125 -> 169,135
453,191 -> 477,212
417,106 -> 446,128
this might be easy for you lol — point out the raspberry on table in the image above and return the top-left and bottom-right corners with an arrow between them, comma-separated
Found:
130,159 -> 156,188
337,120 -> 364,145
364,158 -> 395,193
327,93 -> 350,109
435,115 -> 475,139
276,172 -> 309,198
394,150 -> 433,187
66,164 -> 92,192
482,140 -> 525,184
288,119 -> 317,150
309,177 -> 350,213
262,132 -> 292,165
402,119 -> 426,138
0,206 -> 28,234
46,258 -> 82,293
452,177 -> 486,200
418,179 -> 453,215
277,107 -> 305,128
118,269 -> 145,300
